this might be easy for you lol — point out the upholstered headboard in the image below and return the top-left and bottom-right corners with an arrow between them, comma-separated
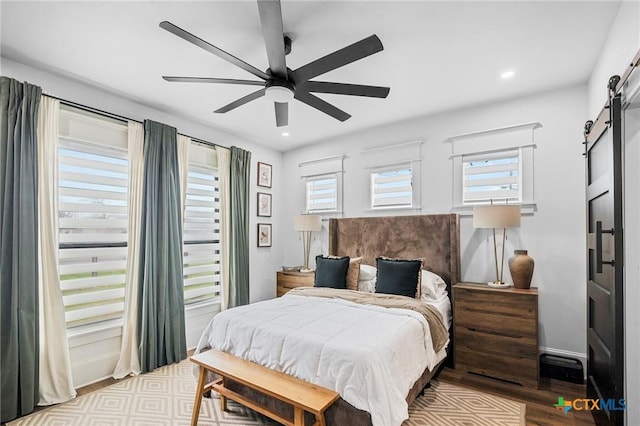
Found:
328,214 -> 460,287
329,213 -> 460,368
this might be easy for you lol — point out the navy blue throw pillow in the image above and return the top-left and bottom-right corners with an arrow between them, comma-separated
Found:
375,257 -> 421,298
314,255 -> 350,289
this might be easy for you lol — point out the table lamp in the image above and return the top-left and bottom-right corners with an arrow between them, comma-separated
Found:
473,204 -> 521,287
294,214 -> 322,271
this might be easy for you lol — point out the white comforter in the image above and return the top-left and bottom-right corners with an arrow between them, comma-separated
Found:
195,294 -> 447,426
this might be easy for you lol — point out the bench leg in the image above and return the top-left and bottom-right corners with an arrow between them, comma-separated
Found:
191,366 -> 207,426
315,413 -> 326,426
220,377 -> 227,411
294,407 -> 304,426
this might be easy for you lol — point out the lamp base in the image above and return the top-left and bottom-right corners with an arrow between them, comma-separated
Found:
487,281 -> 513,289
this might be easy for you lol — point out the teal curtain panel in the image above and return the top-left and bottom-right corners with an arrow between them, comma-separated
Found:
228,146 -> 251,308
137,120 -> 186,373
0,77 -> 42,422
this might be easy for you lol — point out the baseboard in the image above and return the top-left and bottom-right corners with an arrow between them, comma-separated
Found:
539,346 -> 587,380
71,351 -> 121,389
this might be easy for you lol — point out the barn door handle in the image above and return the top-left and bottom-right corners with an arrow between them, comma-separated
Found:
596,221 -> 615,273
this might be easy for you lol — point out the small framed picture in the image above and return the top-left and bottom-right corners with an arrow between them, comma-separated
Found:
257,192 -> 272,217
257,162 -> 272,188
257,223 -> 272,247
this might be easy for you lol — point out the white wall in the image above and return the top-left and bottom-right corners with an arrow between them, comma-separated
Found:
1,57 -> 284,387
588,1 -> 639,118
281,84 -> 588,364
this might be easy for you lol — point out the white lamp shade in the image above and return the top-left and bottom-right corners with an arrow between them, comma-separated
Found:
473,205 -> 521,228
293,214 -> 322,232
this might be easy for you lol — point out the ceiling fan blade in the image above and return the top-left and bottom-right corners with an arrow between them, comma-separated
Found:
163,76 -> 265,86
257,0 -> 287,79
214,88 -> 266,113
274,102 -> 288,127
294,92 -> 351,122
302,81 -> 390,98
290,35 -> 384,85
160,21 -> 270,81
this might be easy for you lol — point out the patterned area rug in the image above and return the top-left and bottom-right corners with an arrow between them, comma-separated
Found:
9,360 -> 525,426
405,381 -> 526,426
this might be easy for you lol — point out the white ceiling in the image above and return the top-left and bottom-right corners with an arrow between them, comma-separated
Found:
0,1 -> 621,151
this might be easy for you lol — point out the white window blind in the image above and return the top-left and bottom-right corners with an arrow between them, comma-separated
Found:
306,174 -> 338,213
448,122 -> 539,211
183,143 -> 221,305
362,141 -> 422,211
463,150 -> 520,204
58,107 -> 128,328
370,164 -> 413,209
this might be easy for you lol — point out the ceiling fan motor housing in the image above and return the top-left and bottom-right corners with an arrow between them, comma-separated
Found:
284,35 -> 292,55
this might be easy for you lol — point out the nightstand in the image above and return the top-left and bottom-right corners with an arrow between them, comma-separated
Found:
276,271 -> 314,297
453,282 -> 539,387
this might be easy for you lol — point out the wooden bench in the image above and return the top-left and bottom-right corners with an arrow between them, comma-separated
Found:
190,349 -> 339,426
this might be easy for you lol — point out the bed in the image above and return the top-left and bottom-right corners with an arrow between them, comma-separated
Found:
195,213 -> 460,426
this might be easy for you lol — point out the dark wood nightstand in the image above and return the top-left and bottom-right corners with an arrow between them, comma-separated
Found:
453,282 -> 539,387
276,271 -> 314,297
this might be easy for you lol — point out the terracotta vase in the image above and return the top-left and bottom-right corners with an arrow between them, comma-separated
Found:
509,250 -> 535,289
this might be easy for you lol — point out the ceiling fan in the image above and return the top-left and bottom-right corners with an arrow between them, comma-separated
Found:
160,0 -> 390,127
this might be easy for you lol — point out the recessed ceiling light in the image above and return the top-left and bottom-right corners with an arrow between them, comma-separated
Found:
282,132 -> 290,137
501,70 -> 515,79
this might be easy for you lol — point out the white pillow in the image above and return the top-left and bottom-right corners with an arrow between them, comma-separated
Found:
421,270 -> 448,302
357,278 -> 376,293
359,264 -> 377,281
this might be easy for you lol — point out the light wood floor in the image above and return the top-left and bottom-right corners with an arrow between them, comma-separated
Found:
439,368 -> 595,426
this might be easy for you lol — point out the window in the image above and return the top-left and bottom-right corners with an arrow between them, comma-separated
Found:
448,122 -> 540,211
183,143 -> 221,305
299,155 -> 344,215
306,174 -> 338,213
462,150 -> 520,204
362,141 -> 422,212
370,164 -> 414,209
58,106 -> 128,328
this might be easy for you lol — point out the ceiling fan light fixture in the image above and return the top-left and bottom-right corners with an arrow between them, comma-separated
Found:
265,80 -> 295,102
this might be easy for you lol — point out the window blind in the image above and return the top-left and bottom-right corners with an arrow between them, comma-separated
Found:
306,174 -> 338,212
463,150 -> 520,203
58,108 -> 129,328
183,151 -> 221,305
370,164 -> 413,208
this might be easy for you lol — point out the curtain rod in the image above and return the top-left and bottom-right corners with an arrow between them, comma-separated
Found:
43,93 -> 230,150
